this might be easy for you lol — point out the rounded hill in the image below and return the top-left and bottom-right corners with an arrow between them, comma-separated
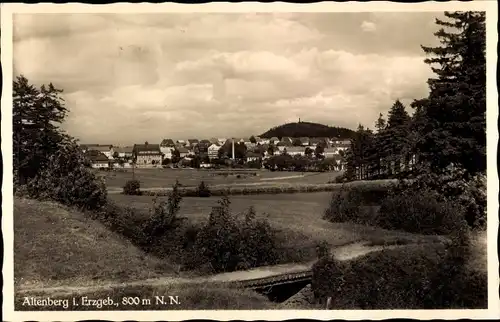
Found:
260,122 -> 355,139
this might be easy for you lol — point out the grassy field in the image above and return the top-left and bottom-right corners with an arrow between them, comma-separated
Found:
14,198 -> 178,290
109,192 -> 444,263
99,168 -> 340,190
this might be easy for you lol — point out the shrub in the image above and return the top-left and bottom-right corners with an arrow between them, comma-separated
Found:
142,180 -> 183,245
410,166 -> 486,230
27,143 -> 107,211
377,188 -> 469,235
323,184 -> 363,223
311,242 -> 486,309
197,181 -> 211,197
123,179 -> 141,195
194,197 -> 278,273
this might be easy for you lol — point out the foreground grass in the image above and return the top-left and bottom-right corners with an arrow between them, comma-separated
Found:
15,283 -> 274,310
14,198 -> 177,290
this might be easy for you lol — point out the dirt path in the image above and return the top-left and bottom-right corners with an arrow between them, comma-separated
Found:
16,241 -> 415,296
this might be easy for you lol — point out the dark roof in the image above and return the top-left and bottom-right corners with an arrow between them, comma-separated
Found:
299,137 -> 309,144
199,139 -> 211,144
115,146 -> 134,153
133,143 -> 161,153
85,150 -> 109,162
89,146 -> 112,152
187,139 -> 199,143
160,139 -> 175,147
177,147 -> 189,153
277,140 -> 293,147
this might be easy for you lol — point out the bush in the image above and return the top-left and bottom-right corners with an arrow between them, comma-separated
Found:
410,166 -> 486,230
123,179 -> 141,195
142,181 -> 183,245
311,242 -> 486,309
377,187 -> 469,235
27,143 -> 107,211
323,184 -> 363,223
194,197 -> 278,273
197,181 -> 211,197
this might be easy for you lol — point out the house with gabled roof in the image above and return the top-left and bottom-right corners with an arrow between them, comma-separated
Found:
114,146 -> 134,158
269,137 -> 280,144
133,142 -> 162,166
299,137 -> 310,146
85,150 -> 110,168
208,143 -> 221,160
246,151 -> 262,162
276,140 -> 293,151
186,139 -> 199,147
176,146 -> 189,158
160,138 -> 175,147
284,146 -> 306,156
281,137 -> 293,144
88,145 -> 114,159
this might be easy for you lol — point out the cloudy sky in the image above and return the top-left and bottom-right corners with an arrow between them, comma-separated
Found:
13,12 -> 442,145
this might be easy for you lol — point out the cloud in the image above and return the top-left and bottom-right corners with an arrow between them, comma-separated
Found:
13,12 -> 439,144
361,21 -> 377,32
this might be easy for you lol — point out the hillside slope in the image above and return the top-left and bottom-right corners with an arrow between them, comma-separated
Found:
14,198 -> 177,289
260,122 -> 355,139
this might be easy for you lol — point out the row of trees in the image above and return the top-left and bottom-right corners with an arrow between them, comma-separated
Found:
345,12 -> 486,182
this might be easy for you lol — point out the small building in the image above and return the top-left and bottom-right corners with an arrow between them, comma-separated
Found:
208,143 -> 221,160
246,151 -> 262,162
285,146 -> 306,156
323,148 -> 339,159
87,145 -> 114,159
269,137 -> 280,144
114,146 -> 134,159
186,139 -> 199,147
177,147 -> 189,158
133,142 -> 163,166
86,150 -> 110,168
299,137 -> 310,146
160,138 -> 176,148
160,146 -> 174,160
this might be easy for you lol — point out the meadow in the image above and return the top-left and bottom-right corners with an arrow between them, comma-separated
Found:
99,168 -> 340,192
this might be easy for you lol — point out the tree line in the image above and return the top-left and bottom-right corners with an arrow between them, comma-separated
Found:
344,12 -> 486,182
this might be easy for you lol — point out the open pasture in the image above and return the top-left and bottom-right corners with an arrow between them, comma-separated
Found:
99,168 -> 340,190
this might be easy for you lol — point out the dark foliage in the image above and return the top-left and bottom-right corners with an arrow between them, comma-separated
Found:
197,180 -> 211,197
193,197 -> 279,273
312,242 -> 486,309
123,179 -> 141,195
260,122 -> 355,140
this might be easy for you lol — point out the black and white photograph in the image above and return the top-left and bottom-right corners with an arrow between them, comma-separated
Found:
1,2 -> 498,320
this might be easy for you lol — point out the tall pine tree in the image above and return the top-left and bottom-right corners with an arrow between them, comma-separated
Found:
13,75 -> 70,184
384,100 -> 412,176
412,11 -> 486,176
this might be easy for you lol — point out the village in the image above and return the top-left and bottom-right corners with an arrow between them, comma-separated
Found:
80,136 -> 352,171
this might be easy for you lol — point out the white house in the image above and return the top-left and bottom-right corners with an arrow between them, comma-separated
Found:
323,148 -> 339,159
114,146 -> 133,159
160,146 -> 174,159
208,144 -> 221,160
285,146 -> 306,156
89,145 -> 114,159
